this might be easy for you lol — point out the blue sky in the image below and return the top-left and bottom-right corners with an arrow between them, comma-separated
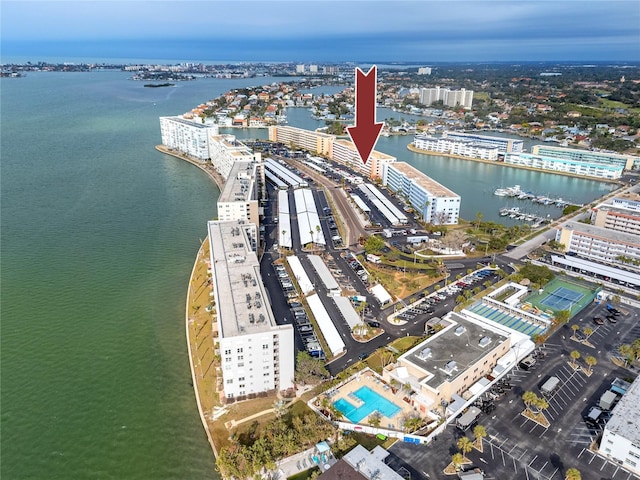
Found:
2,1 -> 639,62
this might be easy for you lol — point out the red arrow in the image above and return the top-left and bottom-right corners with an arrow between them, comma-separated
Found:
347,65 -> 383,166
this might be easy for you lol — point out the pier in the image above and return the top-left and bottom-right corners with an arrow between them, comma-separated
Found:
494,185 -> 583,208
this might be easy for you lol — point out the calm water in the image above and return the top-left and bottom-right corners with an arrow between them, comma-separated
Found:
1,71 -> 288,480
282,107 -> 614,223
1,71 -> 613,479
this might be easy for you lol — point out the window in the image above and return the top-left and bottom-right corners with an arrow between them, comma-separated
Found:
237,348 -> 243,353
238,355 -> 244,361
226,379 -> 233,384
224,349 -> 231,355
238,377 -> 245,381
263,344 -> 270,349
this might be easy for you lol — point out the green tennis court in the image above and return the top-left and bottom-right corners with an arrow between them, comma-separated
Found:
524,276 -> 600,317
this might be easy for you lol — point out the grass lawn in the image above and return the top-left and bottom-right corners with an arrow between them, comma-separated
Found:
598,98 -> 640,114
287,467 -> 320,480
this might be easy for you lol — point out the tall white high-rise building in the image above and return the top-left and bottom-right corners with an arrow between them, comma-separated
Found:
159,116 -> 218,160
296,64 -> 306,73
417,67 -> 432,75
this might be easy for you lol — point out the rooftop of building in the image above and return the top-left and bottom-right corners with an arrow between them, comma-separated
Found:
318,459 -> 367,480
207,220 -> 279,338
218,161 -> 257,204
209,134 -> 254,156
561,220 -> 640,246
534,144 -> 638,159
604,376 -> 640,445
340,445 -> 403,480
444,131 -> 522,143
160,115 -> 213,129
388,161 -> 459,198
333,138 -> 396,161
274,125 -> 336,139
400,312 -> 509,390
513,153 -> 624,170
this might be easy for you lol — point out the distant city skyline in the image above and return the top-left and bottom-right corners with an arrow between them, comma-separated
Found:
2,1 -> 639,63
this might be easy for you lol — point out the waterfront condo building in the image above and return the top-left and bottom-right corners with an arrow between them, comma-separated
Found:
268,125 -> 335,156
208,132 -> 257,180
505,153 -> 624,179
599,376 -> 640,476
442,131 -> 523,154
382,313 -> 510,416
412,134 -> 499,161
555,221 -> 640,270
160,116 -> 218,160
208,220 -> 295,402
532,145 -> 639,171
217,160 -> 262,229
419,87 -> 473,109
382,161 -> 461,225
591,191 -> 640,237
331,139 -> 396,180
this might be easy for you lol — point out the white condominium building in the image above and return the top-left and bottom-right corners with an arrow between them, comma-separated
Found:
412,134 -> 499,161
419,87 -> 473,109
505,153 -> 623,180
442,131 -> 523,153
417,67 -> 432,75
556,221 -> 640,270
591,191 -> 640,236
532,145 -> 639,171
160,116 -> 218,160
599,376 -> 640,476
382,161 -> 460,225
268,125 -> 335,156
208,133 -> 257,180
217,160 -> 262,229
208,220 -> 295,402
331,139 -> 396,180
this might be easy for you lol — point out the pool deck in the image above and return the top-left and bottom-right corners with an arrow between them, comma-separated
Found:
329,370 -> 415,430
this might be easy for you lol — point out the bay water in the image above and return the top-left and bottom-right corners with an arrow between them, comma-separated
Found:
1,71 -> 611,479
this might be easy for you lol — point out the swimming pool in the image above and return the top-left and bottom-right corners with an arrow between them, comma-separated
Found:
333,386 -> 402,424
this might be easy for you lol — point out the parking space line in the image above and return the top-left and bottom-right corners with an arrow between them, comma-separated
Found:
528,455 -> 538,467
601,459 -> 608,471
577,448 -> 586,459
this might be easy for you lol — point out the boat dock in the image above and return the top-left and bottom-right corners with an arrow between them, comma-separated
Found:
494,185 -> 582,208
498,207 -> 551,227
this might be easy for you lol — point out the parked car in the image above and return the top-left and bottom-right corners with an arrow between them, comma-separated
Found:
593,317 -> 604,325
606,315 -> 618,324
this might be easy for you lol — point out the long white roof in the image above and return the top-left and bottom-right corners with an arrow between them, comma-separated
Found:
294,189 -> 325,246
307,254 -> 339,292
287,256 -> 314,295
333,296 -> 362,330
278,190 -> 292,248
307,294 -> 345,356
370,284 -> 393,305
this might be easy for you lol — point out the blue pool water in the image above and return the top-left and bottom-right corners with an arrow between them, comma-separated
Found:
333,386 -> 401,423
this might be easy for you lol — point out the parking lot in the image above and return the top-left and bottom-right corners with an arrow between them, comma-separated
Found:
390,298 -> 640,480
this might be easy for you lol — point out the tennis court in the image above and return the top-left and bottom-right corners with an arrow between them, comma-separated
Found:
540,286 -> 585,311
524,276 -> 600,317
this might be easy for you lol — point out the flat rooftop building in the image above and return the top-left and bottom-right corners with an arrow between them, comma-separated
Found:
383,312 -> 510,414
160,115 -> 218,160
532,145 -> 639,171
599,376 -> 640,475
382,161 -> 460,225
331,138 -> 396,180
556,221 -> 640,271
217,160 -> 261,228
208,219 -> 295,402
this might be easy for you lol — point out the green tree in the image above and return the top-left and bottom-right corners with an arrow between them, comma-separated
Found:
369,411 -> 382,428
570,350 -> 581,368
582,326 -> 594,340
565,468 -> 581,480
457,436 -> 474,458
295,351 -> 329,385
584,355 -> 597,374
451,453 -> 464,472
364,235 -> 385,254
522,391 -> 538,414
554,310 -> 571,324
473,425 -> 487,448
571,324 -> 580,339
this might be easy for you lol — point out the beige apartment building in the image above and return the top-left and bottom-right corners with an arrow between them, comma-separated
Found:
383,313 -> 510,415
268,125 -> 335,156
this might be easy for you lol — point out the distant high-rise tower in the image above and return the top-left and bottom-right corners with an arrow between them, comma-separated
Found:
296,64 -> 305,73
418,67 -> 432,75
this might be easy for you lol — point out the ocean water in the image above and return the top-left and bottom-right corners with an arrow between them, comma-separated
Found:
0,71 -> 287,480
1,70 -> 613,479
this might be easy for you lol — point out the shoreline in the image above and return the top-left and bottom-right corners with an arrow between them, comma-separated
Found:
156,144 -> 222,460
407,143 -> 621,184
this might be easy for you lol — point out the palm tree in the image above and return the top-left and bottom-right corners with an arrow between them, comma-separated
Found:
582,326 -> 594,339
473,425 -> 487,450
570,324 -> 580,339
474,211 -> 483,231
535,396 -> 549,416
584,355 -> 597,374
619,344 -> 634,366
457,436 -> 473,458
522,391 -> 538,414
369,411 -> 382,428
451,453 -> 464,472
565,467 -> 581,480
570,350 -> 581,368
315,224 -> 321,249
